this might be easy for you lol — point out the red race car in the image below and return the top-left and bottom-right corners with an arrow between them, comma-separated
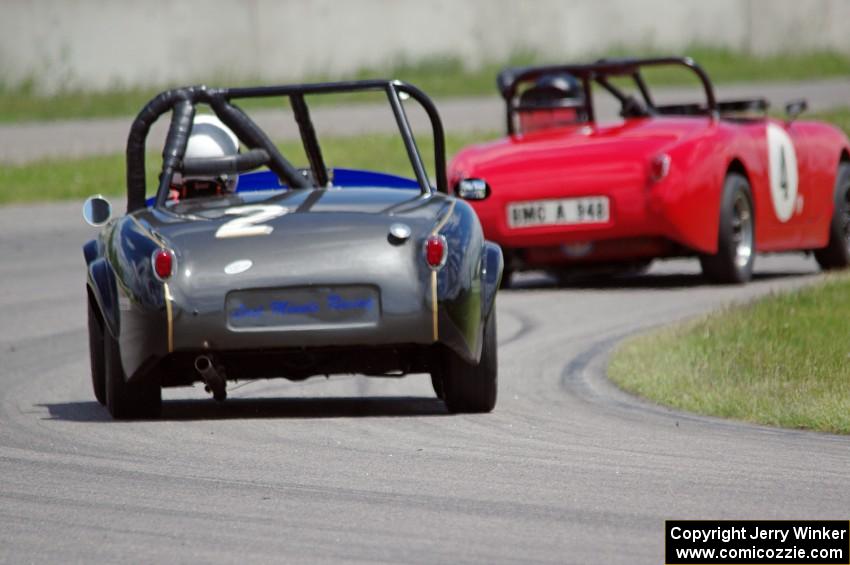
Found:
449,57 -> 850,285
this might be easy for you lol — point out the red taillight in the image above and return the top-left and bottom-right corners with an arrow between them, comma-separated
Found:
650,153 -> 671,182
425,235 -> 447,269
152,249 -> 175,280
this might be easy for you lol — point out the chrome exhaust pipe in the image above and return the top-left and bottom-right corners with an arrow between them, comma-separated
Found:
194,354 -> 227,401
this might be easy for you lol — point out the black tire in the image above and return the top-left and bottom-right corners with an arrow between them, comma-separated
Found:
625,259 -> 653,276
814,162 -> 850,270
442,311 -> 498,413
699,173 -> 755,284
430,373 -> 445,400
87,295 -> 106,405
104,328 -> 161,420
499,267 -> 513,289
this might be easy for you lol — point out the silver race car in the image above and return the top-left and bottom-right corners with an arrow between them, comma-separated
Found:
82,80 -> 503,419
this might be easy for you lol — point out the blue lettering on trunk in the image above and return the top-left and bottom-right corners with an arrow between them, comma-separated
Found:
327,294 -> 373,311
231,304 -> 265,319
270,300 -> 320,316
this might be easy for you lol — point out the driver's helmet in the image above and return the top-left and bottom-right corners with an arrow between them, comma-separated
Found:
170,114 -> 240,199
517,73 -> 587,133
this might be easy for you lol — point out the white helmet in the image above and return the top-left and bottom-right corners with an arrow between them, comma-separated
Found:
175,114 -> 241,194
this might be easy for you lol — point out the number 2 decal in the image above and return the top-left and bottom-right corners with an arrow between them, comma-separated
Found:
215,205 -> 288,239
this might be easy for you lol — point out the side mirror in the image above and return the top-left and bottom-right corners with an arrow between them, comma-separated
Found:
455,178 -> 490,201
785,99 -> 808,122
82,195 -> 112,226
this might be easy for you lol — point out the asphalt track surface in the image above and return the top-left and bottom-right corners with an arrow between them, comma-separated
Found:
2,201 -> 849,564
3,78 -> 850,164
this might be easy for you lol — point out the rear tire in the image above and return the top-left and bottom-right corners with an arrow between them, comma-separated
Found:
626,259 -> 653,276
104,328 -> 161,420
430,373 -> 445,400
442,312 -> 498,413
87,296 -> 106,405
700,173 -> 755,284
499,267 -> 513,289
814,163 -> 850,270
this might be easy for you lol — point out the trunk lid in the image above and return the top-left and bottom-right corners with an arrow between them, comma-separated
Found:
452,117 -> 711,194
137,188 -> 444,298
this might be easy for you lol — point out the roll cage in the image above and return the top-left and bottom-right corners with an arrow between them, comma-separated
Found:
125,80 -> 447,213
498,56 -> 768,135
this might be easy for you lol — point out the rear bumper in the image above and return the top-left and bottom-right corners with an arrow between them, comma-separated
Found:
516,237 -> 686,268
471,188 -> 696,266
120,275 -> 487,383
478,194 -> 663,245
157,343 -> 441,386
122,298 -> 439,383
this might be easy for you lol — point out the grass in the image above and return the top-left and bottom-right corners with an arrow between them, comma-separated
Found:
608,274 -> 850,434
808,107 -> 850,134
0,130 -> 497,205
2,47 -> 849,123
3,104 -> 850,206
611,46 -> 850,86
0,52 -> 536,124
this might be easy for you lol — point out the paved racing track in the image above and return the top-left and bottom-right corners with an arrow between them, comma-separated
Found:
2,202 -> 849,564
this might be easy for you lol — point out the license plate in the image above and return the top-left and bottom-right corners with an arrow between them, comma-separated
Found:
226,286 -> 379,330
507,197 -> 610,228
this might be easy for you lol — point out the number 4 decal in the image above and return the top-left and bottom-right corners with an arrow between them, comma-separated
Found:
766,123 -> 799,223
779,146 -> 789,200
215,205 -> 288,239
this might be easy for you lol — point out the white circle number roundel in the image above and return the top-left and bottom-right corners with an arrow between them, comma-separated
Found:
766,123 -> 799,223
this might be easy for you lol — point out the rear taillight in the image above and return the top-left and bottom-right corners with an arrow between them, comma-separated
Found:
650,153 -> 671,182
152,249 -> 176,281
425,235 -> 447,269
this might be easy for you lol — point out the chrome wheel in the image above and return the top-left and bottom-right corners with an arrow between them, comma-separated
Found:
731,191 -> 753,269
699,173 -> 755,284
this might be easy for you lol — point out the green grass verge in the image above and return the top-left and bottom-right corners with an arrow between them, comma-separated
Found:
3,46 -> 849,123
3,106 -> 849,207
613,46 -> 850,86
1,52 -> 532,124
609,274 -> 850,434
0,131 -> 497,205
808,107 -> 850,134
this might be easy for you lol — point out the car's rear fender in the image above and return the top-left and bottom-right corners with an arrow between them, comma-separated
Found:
645,127 -> 755,254
480,242 -> 503,320
649,142 -> 720,253
90,216 -> 172,381
87,257 -> 119,338
433,200 -> 499,365
83,239 -> 100,266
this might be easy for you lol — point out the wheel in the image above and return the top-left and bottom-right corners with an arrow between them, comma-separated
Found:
430,373 -> 444,400
104,327 -> 161,419
624,259 -> 653,276
814,163 -> 850,270
87,295 -> 106,405
699,173 -> 755,284
552,268 -> 577,287
499,267 -> 513,289
441,311 -> 498,413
